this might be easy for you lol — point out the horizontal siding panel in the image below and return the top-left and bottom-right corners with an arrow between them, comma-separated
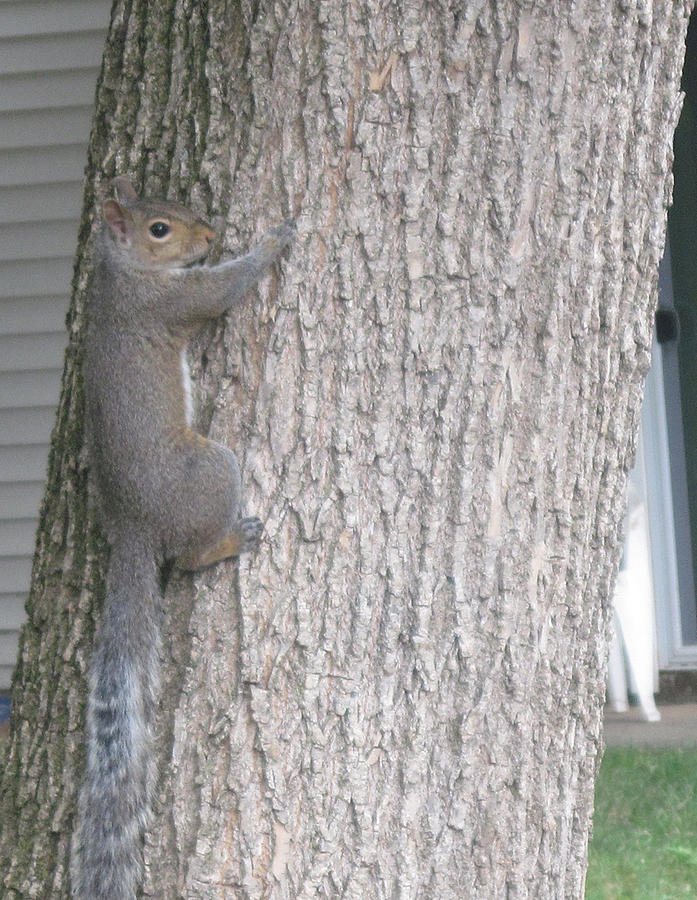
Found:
0,333 -> 66,372
0,296 -> 68,335
0,69 -> 100,113
0,666 -> 15,690
0,644 -> 18,689
0,667 -> 14,690
0,595 -> 28,632
0,31 -> 105,75
0,554 -> 33,591
0,445 -> 51,482
0,2 -> 111,39
0,219 -> 80,262
0,630 -> 21,688
0,632 -> 20,688
0,144 -> 89,187
0,634 -> 19,666
0,108 -> 93,152
0,259 -> 74,298
0,634 -> 20,664
0,407 -> 55,445
0,370 -> 62,408
0,182 -> 83,222
0,484 -> 43,520
0,520 -> 38,556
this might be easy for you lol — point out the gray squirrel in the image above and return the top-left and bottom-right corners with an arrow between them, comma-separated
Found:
71,177 -> 295,900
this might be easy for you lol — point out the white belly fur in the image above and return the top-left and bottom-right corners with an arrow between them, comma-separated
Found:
180,349 -> 194,425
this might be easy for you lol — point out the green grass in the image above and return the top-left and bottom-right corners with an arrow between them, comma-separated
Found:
587,748 -> 697,899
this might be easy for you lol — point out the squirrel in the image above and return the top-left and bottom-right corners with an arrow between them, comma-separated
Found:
70,177 -> 295,900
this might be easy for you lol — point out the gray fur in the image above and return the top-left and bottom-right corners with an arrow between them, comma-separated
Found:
71,532 -> 160,900
72,180 -> 294,899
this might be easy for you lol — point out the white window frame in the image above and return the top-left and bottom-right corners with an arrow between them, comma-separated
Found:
643,246 -> 697,669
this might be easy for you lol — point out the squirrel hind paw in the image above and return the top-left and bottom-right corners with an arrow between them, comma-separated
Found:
176,517 -> 263,569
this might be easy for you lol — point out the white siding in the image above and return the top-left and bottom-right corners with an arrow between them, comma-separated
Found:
0,0 -> 111,689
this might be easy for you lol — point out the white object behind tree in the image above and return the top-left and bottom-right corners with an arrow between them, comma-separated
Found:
608,442 -> 661,722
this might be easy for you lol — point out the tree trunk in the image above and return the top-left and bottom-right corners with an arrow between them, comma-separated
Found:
0,1 -> 690,898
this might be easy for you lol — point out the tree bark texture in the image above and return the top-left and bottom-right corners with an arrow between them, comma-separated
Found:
0,1 -> 690,898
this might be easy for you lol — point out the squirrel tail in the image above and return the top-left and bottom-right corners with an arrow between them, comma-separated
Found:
71,531 -> 162,900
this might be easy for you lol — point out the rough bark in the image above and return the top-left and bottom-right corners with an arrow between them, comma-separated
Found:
0,1 -> 690,898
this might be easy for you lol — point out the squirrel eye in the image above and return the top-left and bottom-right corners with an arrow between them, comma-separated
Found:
149,221 -> 170,239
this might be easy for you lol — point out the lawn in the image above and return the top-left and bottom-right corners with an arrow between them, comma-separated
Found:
587,747 -> 697,899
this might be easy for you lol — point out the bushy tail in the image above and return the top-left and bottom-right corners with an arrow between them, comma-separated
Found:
71,531 -> 161,900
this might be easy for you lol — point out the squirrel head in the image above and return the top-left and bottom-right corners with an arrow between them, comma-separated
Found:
101,178 -> 217,269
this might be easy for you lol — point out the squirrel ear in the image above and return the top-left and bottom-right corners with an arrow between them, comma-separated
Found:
110,177 -> 139,204
102,199 -> 130,243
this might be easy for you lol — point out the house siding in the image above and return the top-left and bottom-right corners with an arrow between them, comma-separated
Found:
0,0 -> 111,688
